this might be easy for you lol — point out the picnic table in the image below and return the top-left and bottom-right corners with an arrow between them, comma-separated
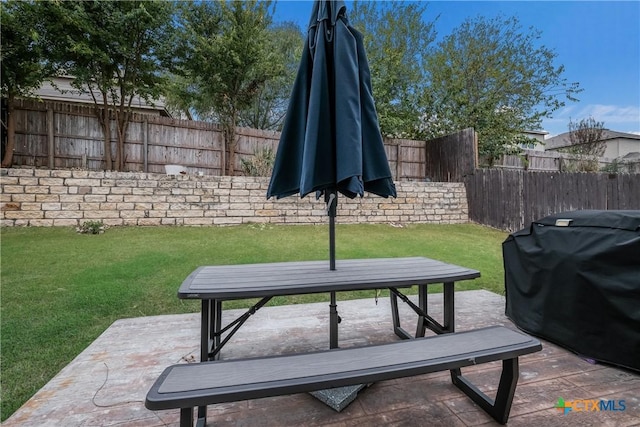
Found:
178,257 -> 481,362
149,257 -> 544,427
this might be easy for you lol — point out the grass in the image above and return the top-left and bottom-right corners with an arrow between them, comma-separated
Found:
0,223 -> 507,421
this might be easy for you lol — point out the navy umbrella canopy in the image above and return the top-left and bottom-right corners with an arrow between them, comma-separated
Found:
267,0 -> 396,200
267,0 -> 396,271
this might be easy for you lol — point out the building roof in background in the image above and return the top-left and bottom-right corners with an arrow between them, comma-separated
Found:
32,76 -> 171,116
523,130 -> 549,136
545,129 -> 640,150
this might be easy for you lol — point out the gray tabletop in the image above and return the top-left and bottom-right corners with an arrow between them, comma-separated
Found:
178,257 -> 480,300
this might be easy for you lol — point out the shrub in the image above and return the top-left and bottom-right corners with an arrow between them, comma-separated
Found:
77,220 -> 105,234
241,146 -> 275,177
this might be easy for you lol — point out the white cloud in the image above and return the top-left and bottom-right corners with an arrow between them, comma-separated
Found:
555,104 -> 640,125
544,104 -> 640,136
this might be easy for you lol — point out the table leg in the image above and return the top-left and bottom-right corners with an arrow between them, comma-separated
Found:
212,299 -> 222,358
196,299 -> 222,425
200,300 -> 210,362
198,300 -> 211,426
415,285 -> 428,338
390,292 -> 404,338
444,282 -> 455,333
443,281 -> 459,382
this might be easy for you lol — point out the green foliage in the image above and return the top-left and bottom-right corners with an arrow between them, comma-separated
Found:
41,0 -> 176,170
173,0 -> 281,174
349,1 -> 436,139
238,21 -> 304,131
601,159 -> 640,174
76,220 -> 105,235
601,160 -> 621,173
0,224 -> 507,420
241,146 -> 275,176
1,0 -> 56,166
424,15 -> 582,165
0,1 -> 51,99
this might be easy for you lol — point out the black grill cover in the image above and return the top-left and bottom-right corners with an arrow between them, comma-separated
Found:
503,210 -> 640,372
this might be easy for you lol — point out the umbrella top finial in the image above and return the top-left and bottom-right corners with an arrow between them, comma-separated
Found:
309,0 -> 347,28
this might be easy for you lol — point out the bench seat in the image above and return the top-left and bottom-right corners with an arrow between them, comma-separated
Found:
146,326 -> 541,426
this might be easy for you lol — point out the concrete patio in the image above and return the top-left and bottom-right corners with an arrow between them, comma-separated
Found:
4,290 -> 639,426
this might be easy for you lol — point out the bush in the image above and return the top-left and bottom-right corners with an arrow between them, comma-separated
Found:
77,220 -> 105,234
241,147 -> 275,177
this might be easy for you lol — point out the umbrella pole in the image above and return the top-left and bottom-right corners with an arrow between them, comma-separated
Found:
326,190 -> 339,348
329,214 -> 336,271
326,190 -> 337,271
330,290 -> 338,348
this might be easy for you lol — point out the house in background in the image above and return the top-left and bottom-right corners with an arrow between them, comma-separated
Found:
544,129 -> 640,160
520,130 -> 548,151
33,75 -> 171,117
493,128 -> 640,172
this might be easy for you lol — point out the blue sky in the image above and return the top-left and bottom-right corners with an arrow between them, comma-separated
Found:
273,1 -> 640,138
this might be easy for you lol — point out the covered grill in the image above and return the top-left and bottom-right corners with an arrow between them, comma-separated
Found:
503,210 -> 640,371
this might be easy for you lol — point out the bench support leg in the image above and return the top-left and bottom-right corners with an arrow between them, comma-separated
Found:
180,407 -> 193,427
389,286 -> 448,338
390,291 -> 412,340
416,282 -> 454,335
451,358 -> 519,425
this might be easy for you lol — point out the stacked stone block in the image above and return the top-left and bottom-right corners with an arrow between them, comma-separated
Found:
1,168 -> 468,227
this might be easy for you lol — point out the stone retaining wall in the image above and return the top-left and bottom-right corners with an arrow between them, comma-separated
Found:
0,168 -> 468,227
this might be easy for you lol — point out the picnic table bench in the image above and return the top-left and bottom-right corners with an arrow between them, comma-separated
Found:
146,326 -> 542,426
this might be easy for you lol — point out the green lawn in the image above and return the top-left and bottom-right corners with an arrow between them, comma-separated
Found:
0,223 -> 507,421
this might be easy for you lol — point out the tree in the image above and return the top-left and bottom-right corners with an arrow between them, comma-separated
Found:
1,1 -> 54,167
237,21 -> 303,131
565,116 -> 606,171
43,0 -> 175,170
349,1 -> 436,139
174,0 -> 280,175
424,15 -> 582,165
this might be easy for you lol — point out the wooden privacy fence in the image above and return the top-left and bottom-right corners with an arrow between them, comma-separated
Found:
9,99 -> 476,182
10,99 -> 281,176
495,149 -> 640,172
465,169 -> 640,232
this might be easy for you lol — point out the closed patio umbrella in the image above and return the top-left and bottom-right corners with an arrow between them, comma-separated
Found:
267,0 -> 396,409
267,0 -> 396,274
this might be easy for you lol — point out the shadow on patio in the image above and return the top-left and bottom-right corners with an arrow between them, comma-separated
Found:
4,290 -> 639,426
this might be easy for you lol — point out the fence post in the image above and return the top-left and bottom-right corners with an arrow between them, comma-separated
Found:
47,108 -> 55,168
396,141 -> 402,180
143,119 -> 148,173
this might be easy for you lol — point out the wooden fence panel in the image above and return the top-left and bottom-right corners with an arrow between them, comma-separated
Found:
467,169 -> 640,232
11,98 -> 455,180
383,142 -> 399,180
234,128 -> 280,175
13,108 -> 48,167
56,113 -> 106,169
140,118 -> 225,175
425,128 -> 477,182
608,173 -> 640,209
395,139 -> 425,180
